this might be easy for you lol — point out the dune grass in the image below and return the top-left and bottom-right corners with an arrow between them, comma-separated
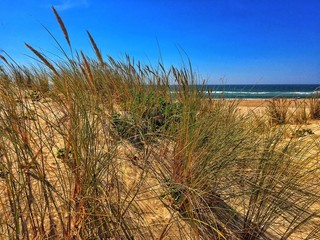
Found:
0,7 -> 319,239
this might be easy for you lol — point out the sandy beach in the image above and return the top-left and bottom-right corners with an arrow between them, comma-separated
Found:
237,98 -> 314,113
237,98 -> 313,107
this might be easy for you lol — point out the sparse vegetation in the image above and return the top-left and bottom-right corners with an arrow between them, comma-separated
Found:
309,97 -> 320,119
0,7 -> 319,240
266,98 -> 290,124
291,99 -> 309,124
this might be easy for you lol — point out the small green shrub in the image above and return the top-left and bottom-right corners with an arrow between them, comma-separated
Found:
142,94 -> 182,131
112,93 -> 182,147
111,112 -> 145,147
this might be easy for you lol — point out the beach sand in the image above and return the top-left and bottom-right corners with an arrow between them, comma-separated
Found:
238,99 -> 320,136
238,99 -> 269,107
237,98 -> 310,108
237,98 -> 311,114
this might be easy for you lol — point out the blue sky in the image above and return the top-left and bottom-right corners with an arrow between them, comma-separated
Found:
1,0 -> 320,84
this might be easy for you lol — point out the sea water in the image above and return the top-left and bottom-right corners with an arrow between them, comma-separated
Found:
200,84 -> 320,99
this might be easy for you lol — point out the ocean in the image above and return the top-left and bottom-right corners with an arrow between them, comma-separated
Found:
199,84 -> 320,99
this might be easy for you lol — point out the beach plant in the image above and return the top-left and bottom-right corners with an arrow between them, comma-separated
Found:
291,99 -> 308,124
157,96 -> 320,239
111,112 -> 146,147
0,9 -> 157,240
111,90 -> 183,148
141,93 -> 182,132
309,97 -> 320,119
266,98 -> 291,124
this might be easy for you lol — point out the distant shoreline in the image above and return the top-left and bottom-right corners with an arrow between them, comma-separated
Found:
171,84 -> 320,99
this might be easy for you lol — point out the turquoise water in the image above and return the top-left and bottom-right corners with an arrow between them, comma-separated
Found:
200,84 -> 320,99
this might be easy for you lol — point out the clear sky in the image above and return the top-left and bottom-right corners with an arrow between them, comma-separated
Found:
1,0 -> 320,84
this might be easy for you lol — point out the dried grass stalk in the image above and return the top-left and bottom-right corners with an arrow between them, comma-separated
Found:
87,31 -> 104,66
309,97 -> 320,119
25,43 -> 59,76
266,98 -> 290,124
52,6 -> 71,47
0,54 -> 9,65
80,51 -> 95,90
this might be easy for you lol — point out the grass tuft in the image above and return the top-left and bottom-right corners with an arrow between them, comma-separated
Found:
266,98 -> 290,124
